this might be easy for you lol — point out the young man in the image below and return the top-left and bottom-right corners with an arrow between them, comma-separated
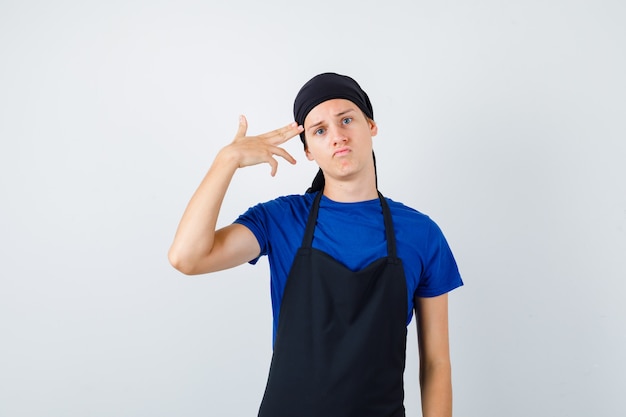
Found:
169,73 -> 463,417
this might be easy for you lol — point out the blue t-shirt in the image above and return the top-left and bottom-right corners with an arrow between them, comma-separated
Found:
234,192 -> 463,343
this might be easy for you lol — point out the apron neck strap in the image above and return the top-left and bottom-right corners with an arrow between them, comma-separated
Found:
301,191 -> 323,248
378,191 -> 397,258
301,190 -> 397,258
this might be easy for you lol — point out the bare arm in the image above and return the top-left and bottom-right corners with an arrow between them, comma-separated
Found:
415,293 -> 453,417
168,115 -> 303,275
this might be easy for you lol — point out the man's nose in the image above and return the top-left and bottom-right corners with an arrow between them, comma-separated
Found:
329,125 -> 348,145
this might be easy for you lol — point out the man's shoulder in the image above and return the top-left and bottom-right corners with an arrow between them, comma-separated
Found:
264,192 -> 313,205
236,193 -> 314,232
384,197 -> 448,239
255,193 -> 315,216
385,197 -> 430,221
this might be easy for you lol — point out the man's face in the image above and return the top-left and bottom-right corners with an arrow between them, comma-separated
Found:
303,98 -> 378,183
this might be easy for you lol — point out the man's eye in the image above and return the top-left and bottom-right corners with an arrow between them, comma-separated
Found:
315,128 -> 325,135
342,117 -> 353,125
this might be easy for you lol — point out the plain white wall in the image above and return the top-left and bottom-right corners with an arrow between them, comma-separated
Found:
1,0 -> 625,416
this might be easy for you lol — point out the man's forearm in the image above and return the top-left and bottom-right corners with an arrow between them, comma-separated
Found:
420,360 -> 452,417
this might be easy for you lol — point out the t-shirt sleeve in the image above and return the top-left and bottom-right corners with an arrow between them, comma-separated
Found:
415,220 -> 463,298
233,203 -> 269,265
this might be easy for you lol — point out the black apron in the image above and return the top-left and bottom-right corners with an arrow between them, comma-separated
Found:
258,191 -> 408,417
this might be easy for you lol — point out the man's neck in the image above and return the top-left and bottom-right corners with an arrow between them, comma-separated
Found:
322,177 -> 378,202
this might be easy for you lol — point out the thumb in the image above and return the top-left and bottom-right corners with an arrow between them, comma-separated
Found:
236,115 -> 248,138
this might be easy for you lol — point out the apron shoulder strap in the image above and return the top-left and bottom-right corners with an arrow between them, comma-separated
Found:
301,190 -> 398,259
301,190 -> 324,249
378,191 -> 398,259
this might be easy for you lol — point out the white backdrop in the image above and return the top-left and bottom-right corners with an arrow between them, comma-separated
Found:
1,1 -> 625,416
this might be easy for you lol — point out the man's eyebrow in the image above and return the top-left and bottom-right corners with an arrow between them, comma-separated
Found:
308,120 -> 324,130
335,108 -> 356,117
307,108 -> 357,130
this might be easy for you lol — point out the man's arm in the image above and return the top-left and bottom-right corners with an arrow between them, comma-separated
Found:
415,293 -> 453,417
168,115 -> 303,275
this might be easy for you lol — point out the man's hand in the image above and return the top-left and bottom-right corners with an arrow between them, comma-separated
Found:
223,115 -> 304,176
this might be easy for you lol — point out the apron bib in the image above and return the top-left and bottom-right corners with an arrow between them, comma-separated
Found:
258,191 -> 408,417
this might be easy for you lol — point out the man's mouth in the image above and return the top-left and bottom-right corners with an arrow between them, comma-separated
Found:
334,147 -> 351,157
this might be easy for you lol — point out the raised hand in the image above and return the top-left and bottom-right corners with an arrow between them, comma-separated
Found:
169,115 -> 304,275
225,115 -> 304,176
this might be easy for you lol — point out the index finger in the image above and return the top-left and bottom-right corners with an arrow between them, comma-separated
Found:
259,122 -> 304,144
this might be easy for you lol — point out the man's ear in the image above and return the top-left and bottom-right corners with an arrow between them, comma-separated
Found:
305,147 -> 315,161
368,119 -> 378,137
